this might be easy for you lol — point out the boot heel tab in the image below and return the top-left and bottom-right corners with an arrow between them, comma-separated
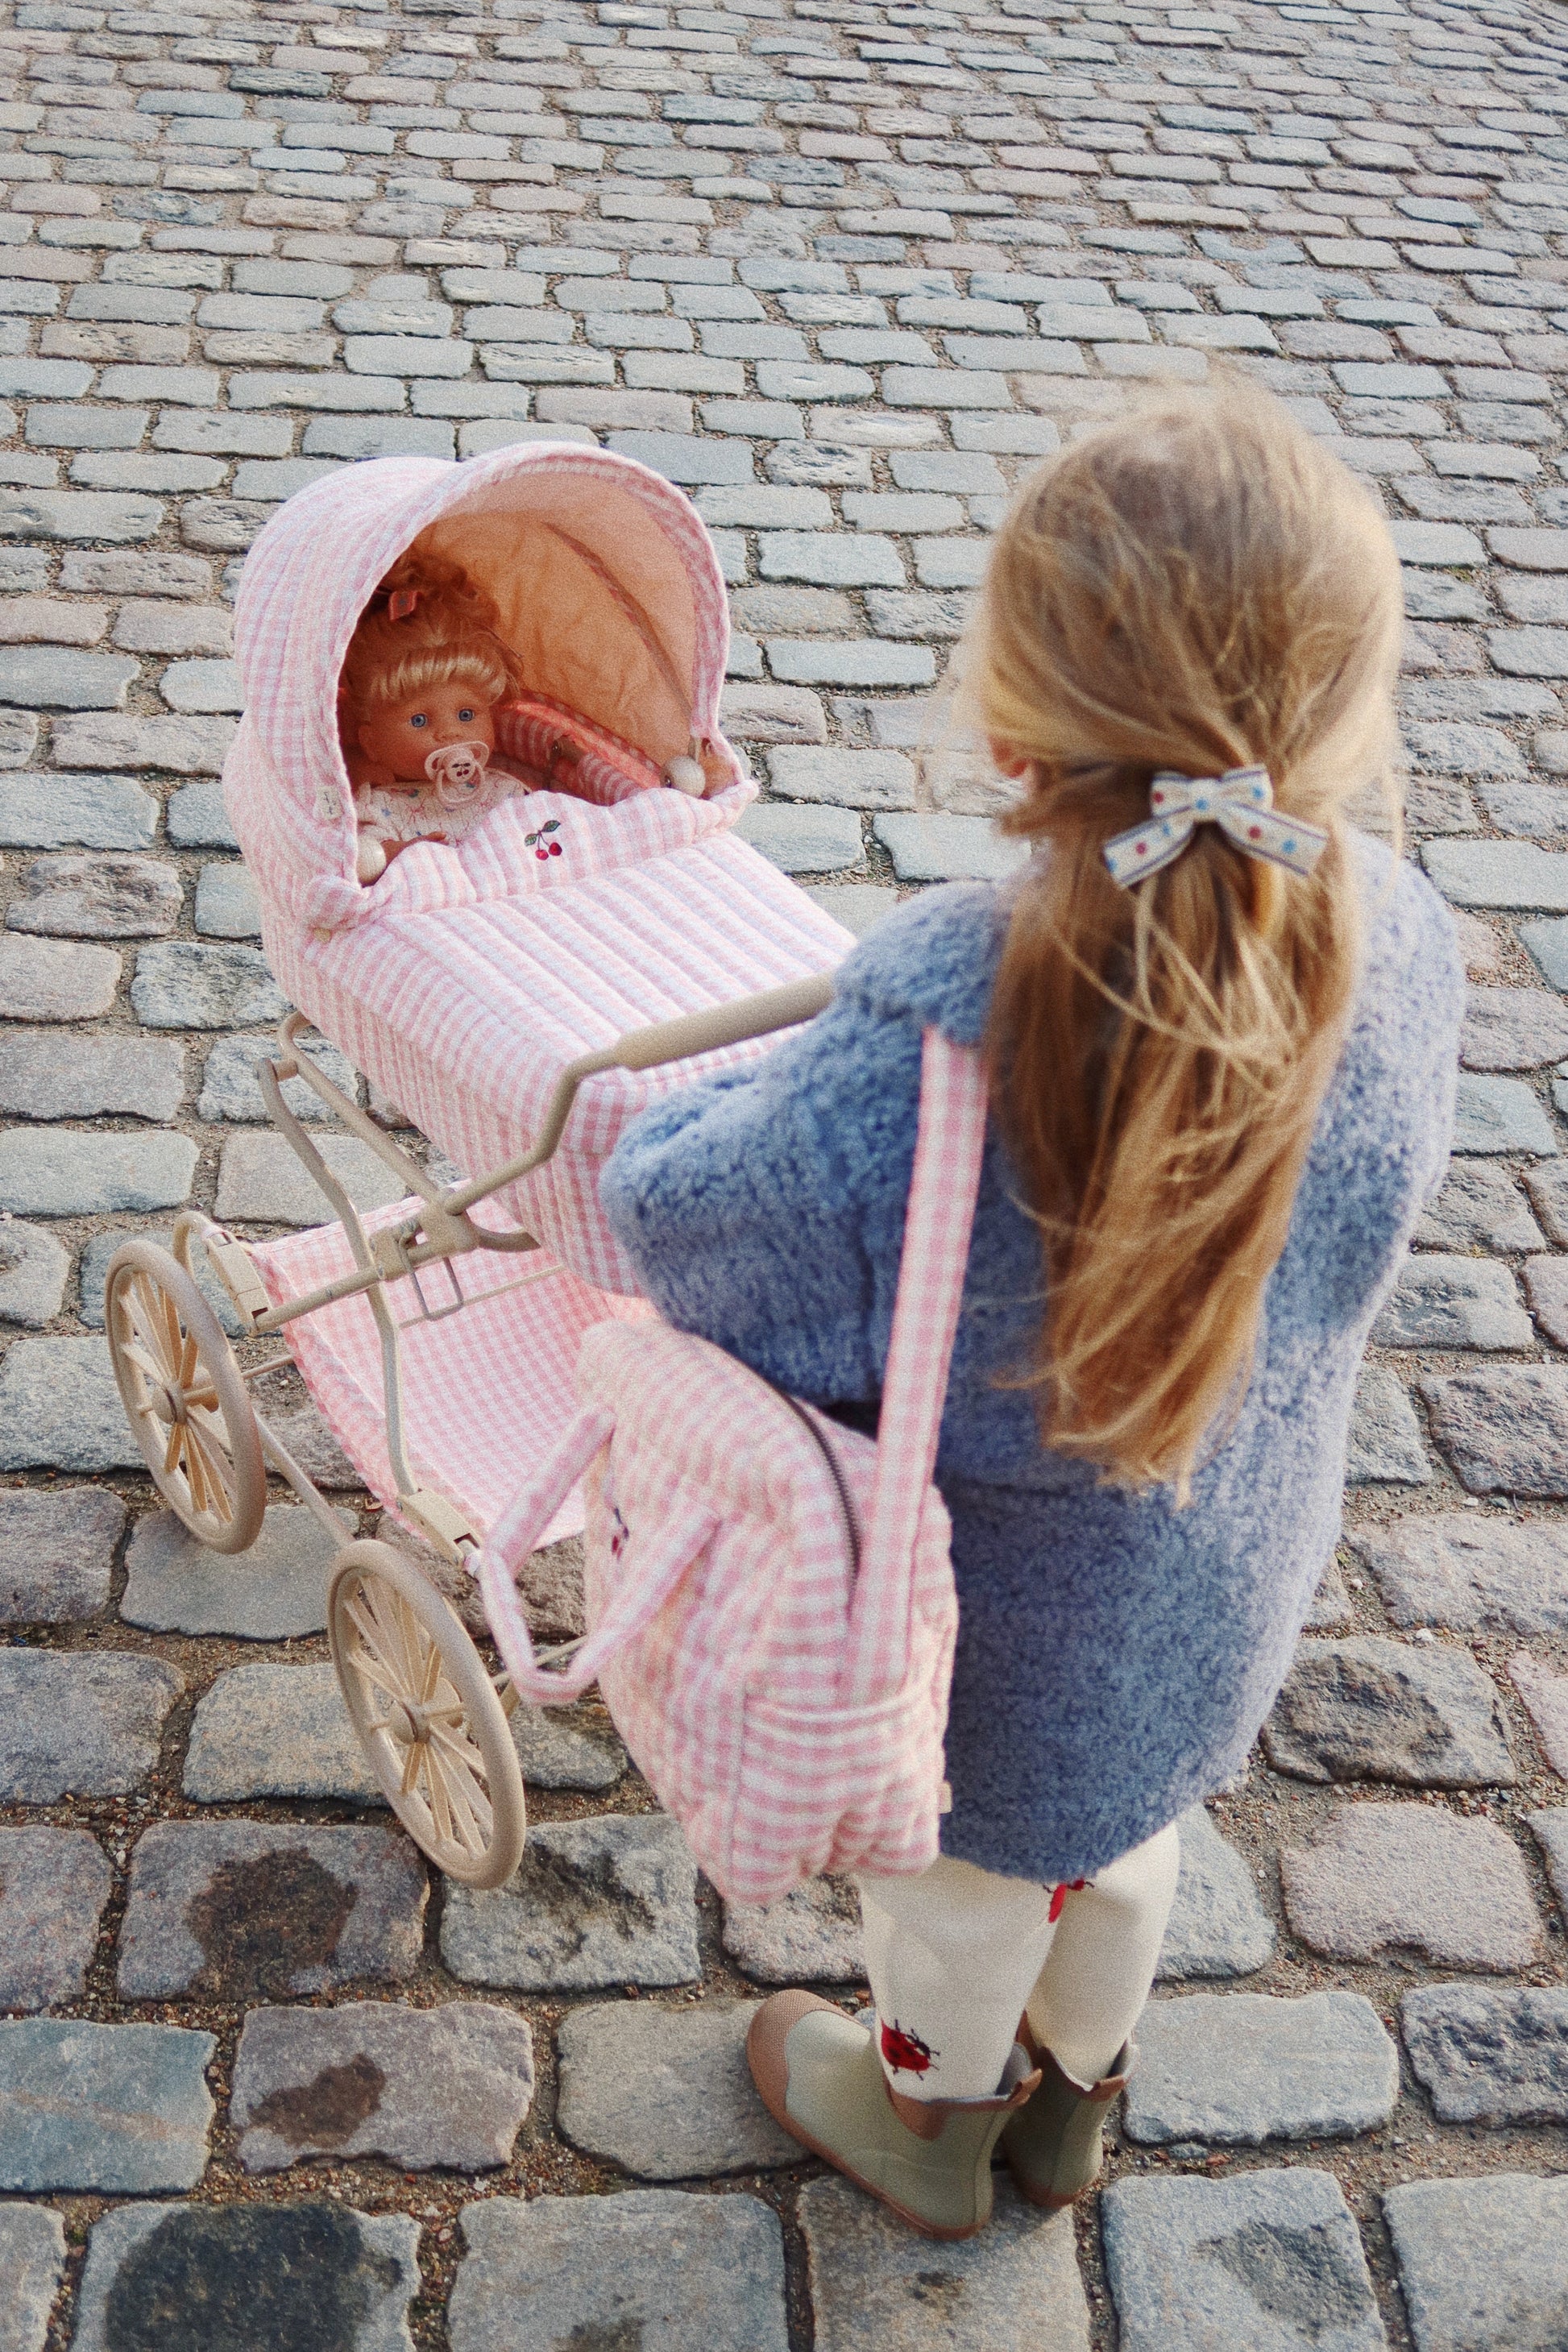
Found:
1096,2039 -> 1138,2098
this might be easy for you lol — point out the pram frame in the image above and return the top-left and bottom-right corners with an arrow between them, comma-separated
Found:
105,972 -> 835,1892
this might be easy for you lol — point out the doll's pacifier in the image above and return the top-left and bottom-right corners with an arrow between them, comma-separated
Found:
426,739 -> 491,807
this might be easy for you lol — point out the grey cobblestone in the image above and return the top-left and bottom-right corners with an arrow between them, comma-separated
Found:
126,1504 -> 338,1644
450,2192 -> 788,2352
0,1218 -> 68,1329
1532,1808 -> 1568,1926
197,1031 -> 355,1126
736,799 -> 864,874
1452,1072 -> 1559,1155
1346,1366 -> 1431,1485
165,779 -> 238,852
233,2001 -> 535,2174
1354,1512 -> 1568,1635
193,862 -> 261,937
442,1814 -> 700,1992
118,1822 -> 428,2001
0,934 -> 119,1021
131,940 -> 287,1030
722,1876 -> 865,1987
874,811 -> 1028,881
185,1663 -> 377,1802
0,1650 -> 182,1802
6,854 -> 181,940
0,1128 -> 197,1217
0,1336 -> 160,1472
1281,1802 -> 1543,1971
1510,1654 -> 1568,1774
214,1131 -> 409,1226
0,1035 -> 185,1124
0,1487 -> 122,1624
1371,1256 -> 1532,1350
1401,1985 -> 1568,2126
556,1998 -> 797,2179
1423,1366 -> 1568,1495
0,2206 -> 63,2352
1383,2176 -> 1568,2352
1104,2170 -> 1385,2352
802,2178 -> 1089,2352
0,2022 -> 214,2194
0,774 -> 156,854
1264,1636 -> 1516,1788
1415,1163 -> 1545,1253
1157,1807 -> 1277,1983
0,1831 -> 112,2014
1126,1992 -> 1399,2148
72,2204 -> 420,2352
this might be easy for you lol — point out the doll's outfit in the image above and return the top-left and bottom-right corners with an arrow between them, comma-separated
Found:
353,746 -> 540,857
601,839 -> 1462,2112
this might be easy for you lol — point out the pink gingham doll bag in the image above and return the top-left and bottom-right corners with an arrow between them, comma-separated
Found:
478,1030 -> 987,1905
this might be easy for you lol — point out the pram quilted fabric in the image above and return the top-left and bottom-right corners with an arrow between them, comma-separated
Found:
225,442 -> 851,1292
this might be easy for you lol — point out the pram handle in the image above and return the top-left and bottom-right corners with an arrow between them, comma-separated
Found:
610,971 -> 835,1071
442,971 -> 835,1218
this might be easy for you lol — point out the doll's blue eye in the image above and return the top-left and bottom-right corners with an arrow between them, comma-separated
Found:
410,713 -> 427,728
458,708 -> 475,724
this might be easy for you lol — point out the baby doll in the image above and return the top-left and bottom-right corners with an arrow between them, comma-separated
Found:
339,554 -> 540,883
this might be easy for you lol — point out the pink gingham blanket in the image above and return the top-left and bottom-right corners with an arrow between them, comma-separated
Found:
477,1031 -> 988,1905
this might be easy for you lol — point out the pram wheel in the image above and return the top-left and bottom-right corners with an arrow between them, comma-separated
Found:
327,1540 -> 526,1889
105,1240 -> 268,1555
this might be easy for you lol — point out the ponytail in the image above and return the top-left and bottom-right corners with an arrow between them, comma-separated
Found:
971,384 -> 1404,1498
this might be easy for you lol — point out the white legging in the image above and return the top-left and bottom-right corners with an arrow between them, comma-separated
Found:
857,1821 -> 1181,2102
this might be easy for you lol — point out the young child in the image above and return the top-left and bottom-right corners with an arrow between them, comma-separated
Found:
598,384 -> 1463,2238
339,553 -> 545,881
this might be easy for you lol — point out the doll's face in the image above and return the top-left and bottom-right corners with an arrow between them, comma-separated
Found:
358,682 -> 496,782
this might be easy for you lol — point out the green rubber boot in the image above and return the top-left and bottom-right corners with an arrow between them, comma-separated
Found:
748,1991 -> 1040,2241
998,2026 -> 1134,2210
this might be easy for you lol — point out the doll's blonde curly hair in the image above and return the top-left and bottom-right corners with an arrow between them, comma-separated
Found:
340,551 -> 525,718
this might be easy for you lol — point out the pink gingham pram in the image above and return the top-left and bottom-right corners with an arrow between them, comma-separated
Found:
103,443 -> 851,1891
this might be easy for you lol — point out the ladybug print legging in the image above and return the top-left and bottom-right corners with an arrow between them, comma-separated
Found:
857,1821 -> 1181,2102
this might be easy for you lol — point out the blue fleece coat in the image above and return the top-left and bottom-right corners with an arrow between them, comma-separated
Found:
598,848 -> 1463,1882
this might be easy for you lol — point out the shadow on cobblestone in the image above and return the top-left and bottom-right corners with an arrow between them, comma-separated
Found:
185,1848 -> 358,2000
102,2204 -> 400,2352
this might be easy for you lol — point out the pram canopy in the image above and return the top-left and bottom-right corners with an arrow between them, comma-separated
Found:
225,441 -> 852,1295
231,442 -> 740,938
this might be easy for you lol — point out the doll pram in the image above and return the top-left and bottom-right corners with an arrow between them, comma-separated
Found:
104,444 -> 853,1890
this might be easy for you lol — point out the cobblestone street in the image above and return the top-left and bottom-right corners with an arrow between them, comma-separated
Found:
1,0 -> 1567,2342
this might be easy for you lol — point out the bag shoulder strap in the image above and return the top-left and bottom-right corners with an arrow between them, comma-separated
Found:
845,1027 -> 989,1705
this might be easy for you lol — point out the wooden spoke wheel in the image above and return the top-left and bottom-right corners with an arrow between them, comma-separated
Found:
328,1540 -> 525,1889
105,1239 -> 267,1555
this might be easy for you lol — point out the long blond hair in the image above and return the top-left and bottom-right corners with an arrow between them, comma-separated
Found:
970,384 -> 1404,1499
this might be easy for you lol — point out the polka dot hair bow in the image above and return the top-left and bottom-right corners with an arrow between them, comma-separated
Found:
1101,765 -> 1329,889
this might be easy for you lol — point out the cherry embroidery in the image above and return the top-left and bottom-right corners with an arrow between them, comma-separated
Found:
880,2018 -> 936,2075
525,819 -> 563,862
1048,1878 -> 1088,1924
